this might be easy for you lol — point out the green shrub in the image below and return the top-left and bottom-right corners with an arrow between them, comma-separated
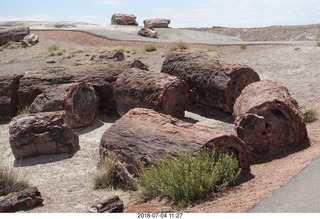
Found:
48,44 -> 60,53
304,109 -> 317,123
240,44 -> 247,49
316,41 -> 320,47
18,105 -> 30,115
0,163 -> 29,196
137,149 -> 240,208
145,44 -> 157,52
170,42 -> 188,51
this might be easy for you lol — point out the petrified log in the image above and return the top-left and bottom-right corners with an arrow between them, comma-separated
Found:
161,52 -> 260,113
18,60 -> 144,112
100,108 -> 252,188
113,69 -> 194,118
9,111 -> 79,159
0,74 -> 20,119
0,187 -> 43,212
22,33 -> 39,47
233,80 -> 308,160
111,13 -> 138,26
0,27 -> 30,46
29,83 -> 99,128
89,196 -> 124,213
138,27 -> 158,38
143,18 -> 171,28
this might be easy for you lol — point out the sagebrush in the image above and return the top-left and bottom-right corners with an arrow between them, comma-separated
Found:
304,109 -> 317,123
137,149 -> 240,208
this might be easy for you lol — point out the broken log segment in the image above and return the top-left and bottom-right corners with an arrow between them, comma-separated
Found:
30,83 -> 99,128
100,108 -> 252,188
161,51 -> 260,113
0,27 -> 30,46
9,111 -> 79,159
0,74 -> 20,119
114,68 -> 195,119
233,80 -> 308,161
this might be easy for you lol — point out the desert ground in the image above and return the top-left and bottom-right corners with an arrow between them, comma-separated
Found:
0,22 -> 320,213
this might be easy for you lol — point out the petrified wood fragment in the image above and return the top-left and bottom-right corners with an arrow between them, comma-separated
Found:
161,52 -> 260,113
0,27 -> 30,46
100,108 -> 252,188
30,83 -> 99,128
9,111 -> 79,159
233,80 -> 308,160
114,69 -> 194,118
0,74 -> 20,119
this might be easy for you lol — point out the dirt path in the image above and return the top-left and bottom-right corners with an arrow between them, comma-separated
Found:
0,30 -> 319,213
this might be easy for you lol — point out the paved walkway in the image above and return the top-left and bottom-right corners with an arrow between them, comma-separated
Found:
248,155 -> 320,213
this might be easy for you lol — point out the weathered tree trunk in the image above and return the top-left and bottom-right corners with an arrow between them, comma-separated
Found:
143,18 -> 171,28
9,111 -> 79,159
18,60 -> 141,112
100,108 -> 252,188
233,80 -> 308,161
114,69 -> 195,119
0,27 -> 30,46
161,52 -> 260,113
0,74 -> 20,119
0,187 -> 43,213
111,14 -> 138,26
29,83 -> 99,128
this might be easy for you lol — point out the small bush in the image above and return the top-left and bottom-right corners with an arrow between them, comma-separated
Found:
0,163 -> 29,196
170,42 -> 188,51
316,41 -> 320,47
18,105 -> 30,115
294,47 -> 301,51
304,109 -> 317,123
145,44 -> 157,52
48,44 -> 60,53
240,44 -> 247,49
137,149 -> 240,208
93,153 -> 118,189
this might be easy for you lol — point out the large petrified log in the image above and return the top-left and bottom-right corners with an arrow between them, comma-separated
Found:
29,83 -> 99,128
233,80 -> 308,160
161,52 -> 260,113
111,13 -> 138,26
143,18 -> 171,28
0,187 -> 43,212
100,108 -> 252,188
18,60 -> 142,112
0,27 -> 30,46
9,111 -> 79,159
138,27 -> 158,38
113,69 -> 194,119
0,74 -> 20,119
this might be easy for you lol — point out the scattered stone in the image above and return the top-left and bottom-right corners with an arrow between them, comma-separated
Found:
46,59 -> 56,64
91,50 -> 125,62
131,60 -> 149,71
89,196 -> 124,213
111,13 -> 138,26
144,18 -> 171,28
9,111 -> 79,159
22,33 -> 39,47
0,187 -> 43,213
138,27 -> 158,38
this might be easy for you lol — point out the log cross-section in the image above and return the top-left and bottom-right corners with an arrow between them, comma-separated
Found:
161,51 -> 260,113
100,108 -> 252,188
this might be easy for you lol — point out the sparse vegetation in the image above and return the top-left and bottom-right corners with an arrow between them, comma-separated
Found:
100,46 -> 130,54
170,42 -> 188,51
145,44 -> 157,52
316,41 -> 320,47
48,44 -> 60,53
294,47 -> 301,51
240,44 -> 247,49
137,149 -> 240,208
18,105 -> 30,115
304,109 -> 317,123
93,152 -> 118,189
191,47 -> 220,58
0,163 -> 29,196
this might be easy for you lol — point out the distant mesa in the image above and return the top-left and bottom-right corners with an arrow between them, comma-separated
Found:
111,13 -> 138,26
144,18 -> 171,28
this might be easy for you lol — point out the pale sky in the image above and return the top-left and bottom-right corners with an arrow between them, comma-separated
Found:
1,0 -> 320,28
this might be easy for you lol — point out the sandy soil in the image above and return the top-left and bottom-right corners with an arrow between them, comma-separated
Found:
0,27 -> 319,213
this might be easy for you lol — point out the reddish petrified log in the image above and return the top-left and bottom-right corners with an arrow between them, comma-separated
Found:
161,51 -> 260,113
0,74 -> 20,119
89,196 -> 124,213
9,111 -> 79,159
100,108 -> 252,188
111,13 -> 138,26
113,68 -> 194,118
0,187 -> 43,212
233,80 -> 308,161
0,27 -> 30,46
30,83 -> 99,128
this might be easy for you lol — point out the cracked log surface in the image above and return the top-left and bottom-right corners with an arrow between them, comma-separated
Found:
161,51 -> 260,113
9,111 -> 79,159
233,80 -> 308,161
100,108 -> 252,188
0,27 -> 30,46
114,68 -> 195,119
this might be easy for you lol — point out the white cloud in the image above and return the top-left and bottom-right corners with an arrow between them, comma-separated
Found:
93,0 -> 122,5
